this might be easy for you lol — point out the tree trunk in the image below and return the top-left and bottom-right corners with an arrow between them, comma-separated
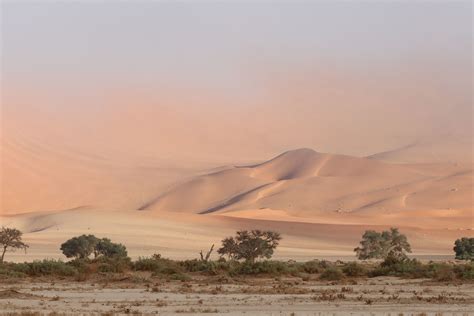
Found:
1,246 -> 7,263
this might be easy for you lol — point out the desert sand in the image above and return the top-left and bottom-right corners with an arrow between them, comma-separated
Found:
1,137 -> 473,262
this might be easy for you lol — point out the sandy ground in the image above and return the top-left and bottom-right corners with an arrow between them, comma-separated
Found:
0,276 -> 473,315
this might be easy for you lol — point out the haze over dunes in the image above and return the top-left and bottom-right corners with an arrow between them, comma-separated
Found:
1,1 -> 472,260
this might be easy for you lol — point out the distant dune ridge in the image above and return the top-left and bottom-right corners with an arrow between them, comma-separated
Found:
140,148 -> 472,227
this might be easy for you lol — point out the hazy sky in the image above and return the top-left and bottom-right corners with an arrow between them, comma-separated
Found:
1,1 -> 472,161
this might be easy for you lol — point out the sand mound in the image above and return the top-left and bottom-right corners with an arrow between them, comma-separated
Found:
142,148 -> 472,218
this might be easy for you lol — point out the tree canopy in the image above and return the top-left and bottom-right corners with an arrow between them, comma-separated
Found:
217,230 -> 281,262
0,227 -> 29,263
95,238 -> 128,258
60,235 -> 100,259
354,227 -> 411,261
60,235 -> 127,259
454,237 -> 474,260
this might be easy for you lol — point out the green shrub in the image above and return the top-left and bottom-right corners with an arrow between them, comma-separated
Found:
319,267 -> 344,281
67,258 -> 91,273
180,259 -> 218,274
370,258 -> 426,278
300,260 -> 322,274
134,256 -> 183,275
133,257 -> 161,271
234,260 -> 294,275
93,256 -> 132,273
7,260 -> 77,277
0,263 -> 27,278
454,262 -> 474,280
342,262 -> 367,277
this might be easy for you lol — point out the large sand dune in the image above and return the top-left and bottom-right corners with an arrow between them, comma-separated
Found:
1,135 -> 472,260
141,148 -> 472,230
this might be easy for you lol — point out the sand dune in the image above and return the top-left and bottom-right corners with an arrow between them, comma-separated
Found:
1,139 -> 472,259
141,149 -> 472,230
0,133 -> 212,214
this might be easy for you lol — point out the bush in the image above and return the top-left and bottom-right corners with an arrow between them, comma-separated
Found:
233,260 -> 298,275
369,258 -> 426,278
300,260 -> 323,274
94,256 -> 131,273
181,259 -> 218,274
342,262 -> 367,277
6,260 -> 77,277
0,263 -> 27,278
134,256 -> 183,275
453,262 -> 474,280
319,267 -> 344,281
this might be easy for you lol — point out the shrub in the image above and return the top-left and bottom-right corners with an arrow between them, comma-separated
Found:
300,260 -> 322,274
32,260 -> 76,276
181,259 -> 218,274
236,260 -> 294,275
319,267 -> 344,281
453,262 -> 474,280
134,256 -> 183,275
94,256 -> 131,273
371,258 -> 426,278
0,263 -> 27,278
6,260 -> 77,277
342,262 -> 367,277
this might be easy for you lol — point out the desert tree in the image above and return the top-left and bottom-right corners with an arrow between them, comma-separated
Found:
0,227 -> 29,263
354,230 -> 388,260
355,227 -> 411,261
454,237 -> 474,260
218,230 -> 282,263
60,234 -> 100,259
217,237 -> 239,260
61,235 -> 128,259
386,227 -> 411,260
95,238 -> 128,258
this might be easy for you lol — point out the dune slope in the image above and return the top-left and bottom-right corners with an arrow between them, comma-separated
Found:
141,149 -> 472,231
